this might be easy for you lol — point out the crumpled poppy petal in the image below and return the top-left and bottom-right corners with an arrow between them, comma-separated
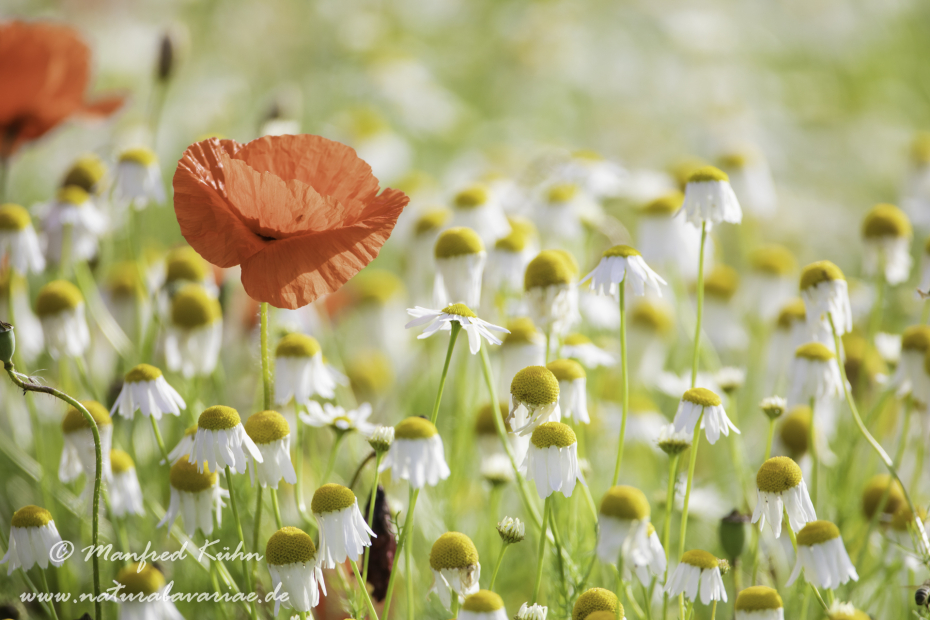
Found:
234,134 -> 380,221
239,188 -> 409,308
173,138 -> 270,268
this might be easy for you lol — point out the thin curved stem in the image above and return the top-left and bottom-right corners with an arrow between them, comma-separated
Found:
362,453 -> 384,588
763,418 -> 776,461
251,486 -> 264,569
150,416 -> 169,463
351,559 -> 380,620
39,568 -> 61,620
489,542 -> 510,591
383,486 -> 420,618
808,396 -> 819,509
660,454 -> 679,620
677,418 -> 703,559
612,280 -> 628,486
322,430 -> 346,483
430,323 -> 461,425
224,466 -> 258,620
270,488 -> 283,528
532,497 -> 552,603
260,302 -> 273,409
690,222 -> 708,389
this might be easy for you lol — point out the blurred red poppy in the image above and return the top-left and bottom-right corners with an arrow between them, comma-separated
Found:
173,134 -> 410,309
0,20 -> 124,158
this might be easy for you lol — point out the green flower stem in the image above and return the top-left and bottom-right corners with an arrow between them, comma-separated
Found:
251,486 -> 263,570
489,541 -> 511,591
260,302 -> 273,409
38,568 -> 61,620
763,418 -> 776,461
660,454 -> 679,620
405,538 -> 415,620
292,401 -> 314,529
828,312 -> 930,558
270,488 -> 283,528
430,322 -> 461,425
322,430 -> 347,483
808,396 -> 819,509
922,298 -> 930,324
450,592 -> 460,618
690,222 -> 708,389
224,465 -> 258,620
382,486 -> 420,618
532,496 -> 552,603
641,582 -> 654,620
73,355 -> 98,401
710,600 -> 717,620
362,452 -> 385,588
150,416 -> 169,463
612,279 -> 628,486
350,559 -> 380,620
677,416 -> 703,559
59,223 -> 72,279
4,362 -> 102,620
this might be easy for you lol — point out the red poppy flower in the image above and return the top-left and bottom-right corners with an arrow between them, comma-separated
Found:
173,134 -> 410,309
0,20 -> 125,158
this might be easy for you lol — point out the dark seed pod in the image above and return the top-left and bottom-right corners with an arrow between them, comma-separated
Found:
364,485 -> 396,601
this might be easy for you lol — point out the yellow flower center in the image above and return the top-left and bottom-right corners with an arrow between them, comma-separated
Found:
57,185 -> 90,206
0,203 -> 32,231
687,166 -> 729,184
564,332 -> 591,346
719,151 -> 751,169
119,147 -> 158,167
265,527 -> 317,565
166,246 -> 209,284
912,132 -> 930,164
902,325 -> 930,352
62,401 -> 112,433
600,485 -> 650,520
547,183 -> 578,203
508,215 -> 537,239
524,250 -> 574,290
62,155 -> 106,193
572,588 -> 619,620
110,449 -> 135,474
530,421 -> 576,449
475,403 -> 510,435
780,406 -> 812,456
800,261 -> 845,290
347,351 -> 393,394
511,366 -> 560,406
198,406 -> 241,431
504,318 -> 540,344
494,230 -> 528,252
11,505 -> 53,528
107,262 -> 145,299
125,363 -> 163,383
862,203 -> 911,239
116,563 -> 165,596
170,457 -> 217,493
244,410 -> 290,444
434,227 -> 485,258
276,333 -> 321,358
796,520 -> 840,547
547,358 -> 586,382
750,244 -> 797,276
682,387 -> 721,408
171,285 -> 221,328
756,456 -> 802,493
414,208 -> 450,236
442,303 -> 477,318
734,586 -> 783,611
395,417 -> 438,439
862,474 -> 905,518
429,531 -> 479,570
311,483 -> 356,514
631,300 -> 674,334
454,185 -> 490,209
642,191 -> 683,217
794,342 -> 835,361
350,269 -> 404,304
702,265 -> 739,300
462,590 -> 504,612
681,549 -> 718,570
603,245 -> 640,258
777,298 -> 806,329
36,280 -> 84,317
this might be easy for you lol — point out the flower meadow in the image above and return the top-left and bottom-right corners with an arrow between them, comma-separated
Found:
5,3 -> 930,620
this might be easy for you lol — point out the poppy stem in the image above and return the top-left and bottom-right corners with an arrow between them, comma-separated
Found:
260,302 -> 273,410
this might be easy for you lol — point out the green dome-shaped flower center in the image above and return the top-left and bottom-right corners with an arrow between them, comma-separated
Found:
166,247 -> 210,284
311,483 -> 356,514
494,230 -> 528,252
414,208 -> 450,236
687,166 -> 729,184
703,265 -> 739,300
62,401 -> 112,433
462,590 -> 504,612
276,333 -> 321,358
777,299 -> 806,329
430,532 -> 479,570
572,587 -> 619,620
198,405 -> 241,430
547,183 -> 578,203
119,147 -> 158,167
564,332 -> 591,346
57,185 -> 90,206
862,474 -> 905,518
511,366 -> 560,406
586,612 -> 622,620
170,457 -> 217,493
116,564 -> 165,596
245,410 -> 290,444
750,245 -> 797,276
719,151 -> 751,169
734,586 -> 783,611
266,526 -> 317,565
107,262 -> 145,299
800,261 -> 845,290
63,155 -> 106,192
794,342 -> 835,361
475,403 -> 510,435
125,363 -> 163,383
600,485 -> 650,520
454,185 -> 490,209
171,285 -> 221,328
442,303 -> 477,318
862,203 -> 911,239
524,251 -> 574,290
11,505 -> 52,528
780,406 -> 811,455
36,280 -> 84,316
503,318 -> 540,344
395,417 -> 438,439
110,449 -> 135,474
508,215 -> 537,239
547,359 -> 586,382
681,549 -> 718,570
350,269 -> 404,304
796,520 -> 840,547
435,227 -> 485,259
631,300 -> 674,334
902,325 -> 930,352
603,245 -> 640,258
0,203 -> 32,231
530,422 -> 577,449
756,456 -> 802,493
682,387 -> 721,408
642,191 -> 683,217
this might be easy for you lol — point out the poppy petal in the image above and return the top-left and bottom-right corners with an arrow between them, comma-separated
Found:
239,188 -> 409,308
173,138 -> 270,268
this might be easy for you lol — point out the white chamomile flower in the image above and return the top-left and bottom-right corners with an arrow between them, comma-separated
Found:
561,332 -> 616,367
546,359 -> 589,424
920,238 -> 930,295
433,227 -> 486,308
597,485 -> 666,585
409,208 -> 450,301
825,601 -> 869,620
109,450 -> 144,518
521,421 -> 584,499
508,365 -> 561,435
274,333 -> 339,404
459,590 -> 508,620
786,520 -> 859,589
515,602 -> 548,620
800,261 -> 852,335
560,149 -> 628,198
165,424 -> 198,465
112,563 -> 183,620
746,244 -> 797,322
788,342 -> 844,406
158,456 -> 228,537
311,483 -> 375,568
300,401 -> 376,437
524,250 -> 579,338
244,410 -> 297,489
582,244 -> 667,298
406,303 -> 508,354
449,184 -> 512,246
481,453 -> 515,486
638,191 -> 709,280
734,586 -> 784,620
672,387 -> 739,445
36,279 -> 90,359
752,457 -> 816,538
264,527 -> 326,616
891,325 -> 930,398
114,147 -> 166,210
534,182 -> 601,244
0,203 -> 45,274
189,406 -> 263,474
488,229 -> 536,295
164,284 -> 223,378
42,185 -> 108,265
861,203 -> 912,285
678,166 -> 742,228
429,532 -> 481,608
665,549 -> 728,605
111,363 -> 186,420
874,332 -> 901,366
1,505 -> 66,574
572,588 -> 624,620
60,401 -> 113,484
379,417 -> 450,488
718,149 -> 777,218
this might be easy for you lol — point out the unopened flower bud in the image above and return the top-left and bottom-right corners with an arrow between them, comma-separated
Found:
368,425 -> 394,454
657,423 -> 691,456
515,602 -> 547,620
760,396 -> 786,420
717,558 -> 731,575
497,516 -> 525,544
0,321 -> 14,364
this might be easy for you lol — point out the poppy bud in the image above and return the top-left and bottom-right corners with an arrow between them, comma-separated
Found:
719,509 -> 749,560
0,321 -> 15,365
156,31 -> 174,81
